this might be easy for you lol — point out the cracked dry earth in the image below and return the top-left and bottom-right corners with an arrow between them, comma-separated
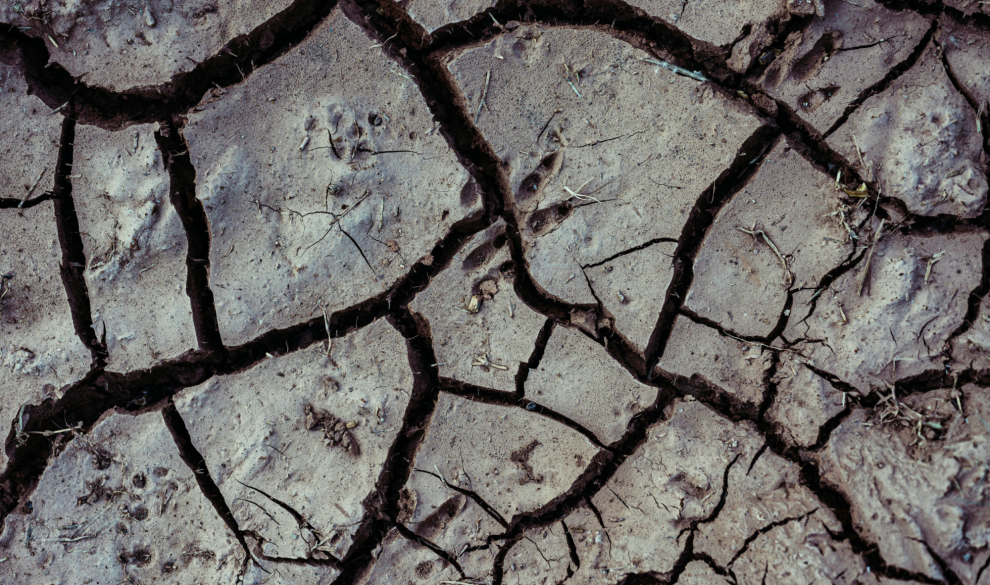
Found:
2,1 -> 990,585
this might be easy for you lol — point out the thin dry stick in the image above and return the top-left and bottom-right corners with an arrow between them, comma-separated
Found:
563,185 -> 602,203
305,190 -> 373,250
723,332 -> 800,354
563,63 -> 582,97
321,306 -> 336,364
856,219 -> 886,296
20,168 -> 47,208
924,251 -> 945,285
738,227 -> 792,286
851,134 -> 872,182
474,70 -> 491,124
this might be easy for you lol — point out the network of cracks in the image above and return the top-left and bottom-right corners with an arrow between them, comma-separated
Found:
1,0 -> 990,584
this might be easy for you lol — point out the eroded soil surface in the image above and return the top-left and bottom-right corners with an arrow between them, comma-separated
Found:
1,0 -> 989,584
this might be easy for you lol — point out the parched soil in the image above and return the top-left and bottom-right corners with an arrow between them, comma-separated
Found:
1,0 -> 989,584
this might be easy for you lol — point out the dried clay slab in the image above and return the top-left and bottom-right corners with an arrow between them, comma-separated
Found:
0,202 -> 91,471
74,123 -> 197,372
0,63 -> 59,202
447,25 -> 767,305
754,0 -> 930,134
1,0 -> 294,92
0,410 -> 246,585
685,137 -> 848,339
817,386 -> 990,582
175,320 -> 412,562
185,9 -> 476,346
786,226 -> 986,394
827,41 -> 987,219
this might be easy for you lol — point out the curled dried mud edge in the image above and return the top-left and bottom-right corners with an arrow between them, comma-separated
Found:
0,0 -> 341,129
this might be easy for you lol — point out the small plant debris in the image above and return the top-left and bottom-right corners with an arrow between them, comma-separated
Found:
304,404 -> 360,456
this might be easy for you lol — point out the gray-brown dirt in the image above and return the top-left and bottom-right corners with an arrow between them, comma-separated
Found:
1,1 -> 989,584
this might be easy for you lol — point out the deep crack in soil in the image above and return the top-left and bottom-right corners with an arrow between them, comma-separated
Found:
1,0 -> 989,584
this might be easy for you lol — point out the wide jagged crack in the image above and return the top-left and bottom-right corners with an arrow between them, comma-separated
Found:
50,114 -> 108,369
515,317 -> 556,399
428,0 -> 741,83
440,377 -> 611,451
873,0 -> 990,32
329,308 -> 443,584
394,522 -> 466,577
0,209 -> 488,534
643,126 -> 781,373
161,397 -> 254,570
153,118 -> 225,357
0,0 -> 340,129
663,454 -> 740,584
821,16 -> 939,140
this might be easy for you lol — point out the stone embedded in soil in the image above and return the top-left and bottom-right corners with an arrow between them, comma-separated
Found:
0,0 -> 293,93
685,138 -> 848,338
412,392 -> 600,522
817,386 -> 990,582
939,16 -> 990,144
0,202 -> 91,470
828,41 -> 987,219
0,410 -> 245,585
354,527 -> 458,585
678,560 -> 733,583
754,0 -> 930,134
74,123 -> 196,371
184,8 -> 474,346
0,63 -> 59,201
409,221 -> 546,393
658,315 -> 768,412
525,324 -> 657,445
585,240 -> 677,351
405,0 -> 492,33
625,0 -> 790,72
448,25 -> 764,305
766,356 -> 845,448
787,227 -> 986,393
175,320 -> 412,561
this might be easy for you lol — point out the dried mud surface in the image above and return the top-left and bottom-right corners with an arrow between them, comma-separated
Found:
0,1 -> 989,584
